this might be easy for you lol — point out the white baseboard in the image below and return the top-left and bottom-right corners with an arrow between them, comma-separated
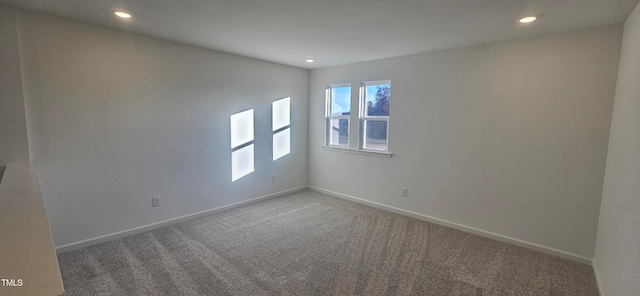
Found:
57,185 -> 595,266
592,260 -> 603,296
308,186 -> 593,265
55,186 -> 308,254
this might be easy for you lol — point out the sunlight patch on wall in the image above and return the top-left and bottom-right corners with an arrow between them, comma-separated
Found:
272,97 -> 291,161
230,109 -> 254,149
231,144 -> 254,182
230,109 -> 254,181
272,97 -> 290,131
273,128 -> 290,161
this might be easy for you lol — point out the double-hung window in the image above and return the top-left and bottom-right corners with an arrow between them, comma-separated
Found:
360,80 -> 391,151
325,84 -> 351,147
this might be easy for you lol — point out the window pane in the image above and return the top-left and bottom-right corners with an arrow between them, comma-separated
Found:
272,97 -> 290,131
365,84 -> 390,117
273,128 -> 290,161
231,144 -> 254,182
330,119 -> 349,146
331,86 -> 351,116
364,120 -> 387,150
230,109 -> 254,149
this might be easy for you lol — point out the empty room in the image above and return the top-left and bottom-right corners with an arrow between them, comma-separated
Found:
1,0 -> 639,295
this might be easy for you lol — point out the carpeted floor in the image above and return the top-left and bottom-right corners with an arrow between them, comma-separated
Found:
57,190 -> 599,295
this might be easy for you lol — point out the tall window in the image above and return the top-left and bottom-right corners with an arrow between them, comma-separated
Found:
272,97 -> 291,161
230,109 -> 254,182
360,80 -> 390,151
325,84 -> 351,147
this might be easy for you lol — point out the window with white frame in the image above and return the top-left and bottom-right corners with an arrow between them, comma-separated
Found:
325,84 -> 351,147
360,80 -> 390,151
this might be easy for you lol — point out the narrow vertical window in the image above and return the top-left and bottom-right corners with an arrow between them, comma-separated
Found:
272,97 -> 291,161
326,84 -> 351,147
230,109 -> 254,182
360,81 -> 390,151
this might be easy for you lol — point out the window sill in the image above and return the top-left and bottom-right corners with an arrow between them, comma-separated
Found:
321,146 -> 393,158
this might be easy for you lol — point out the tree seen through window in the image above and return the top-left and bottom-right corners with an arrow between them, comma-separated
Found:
365,85 -> 390,143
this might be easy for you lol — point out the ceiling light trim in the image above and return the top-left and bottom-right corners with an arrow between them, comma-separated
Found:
519,16 -> 537,23
114,11 -> 132,19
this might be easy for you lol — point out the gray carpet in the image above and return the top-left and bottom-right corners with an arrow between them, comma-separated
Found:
57,190 -> 599,295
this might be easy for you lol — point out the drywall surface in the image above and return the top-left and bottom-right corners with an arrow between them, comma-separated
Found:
309,26 -> 621,258
17,10 -> 308,247
594,2 -> 640,295
0,5 -> 29,164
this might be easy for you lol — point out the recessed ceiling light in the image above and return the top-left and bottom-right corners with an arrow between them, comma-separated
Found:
114,11 -> 132,19
519,16 -> 537,23
305,58 -> 315,63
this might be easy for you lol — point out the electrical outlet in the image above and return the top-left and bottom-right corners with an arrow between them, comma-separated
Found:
401,188 -> 408,197
152,196 -> 161,207
271,176 -> 276,183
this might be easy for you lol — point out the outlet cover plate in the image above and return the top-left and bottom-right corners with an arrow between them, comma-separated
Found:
401,188 -> 408,197
152,196 -> 161,207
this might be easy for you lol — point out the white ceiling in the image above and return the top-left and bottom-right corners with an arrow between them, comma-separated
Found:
1,0 -> 638,69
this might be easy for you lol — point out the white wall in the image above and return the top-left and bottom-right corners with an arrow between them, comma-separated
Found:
309,26 -> 622,259
16,9 -> 309,247
0,5 -> 29,165
594,2 -> 640,294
